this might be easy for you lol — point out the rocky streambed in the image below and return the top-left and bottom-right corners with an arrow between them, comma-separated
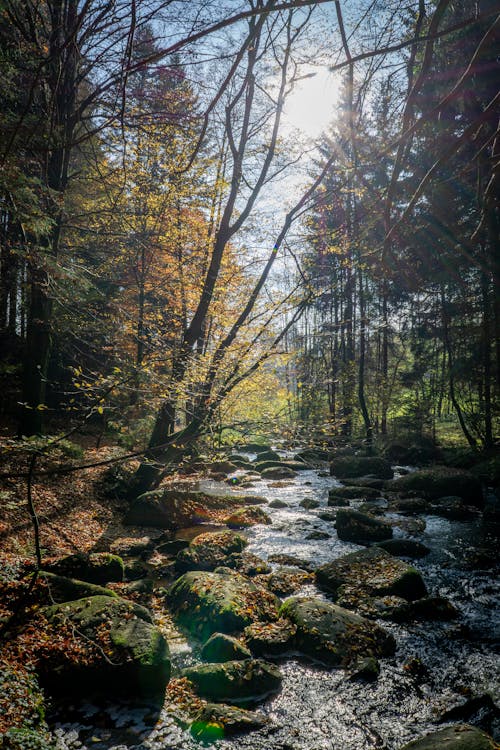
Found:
6,451 -> 499,750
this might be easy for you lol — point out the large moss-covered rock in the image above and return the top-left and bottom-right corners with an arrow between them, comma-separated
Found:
389,467 -> 483,506
375,539 -> 430,559
175,530 -> 247,573
167,570 -> 280,640
190,703 -> 267,741
331,457 -> 394,480
44,552 -> 124,585
223,507 -> 271,529
260,466 -> 296,480
244,619 -> 297,656
264,566 -> 314,597
182,659 -> 281,703
200,633 -> 251,662
38,572 -> 118,603
328,486 -> 382,500
398,724 -> 496,750
125,488 -> 254,529
39,595 -> 170,696
279,596 -> 395,666
316,547 -> 427,602
335,509 -> 393,544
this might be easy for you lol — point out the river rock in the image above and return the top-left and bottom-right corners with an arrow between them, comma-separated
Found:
223,506 -> 272,528
398,724 -> 496,749
265,566 -> 314,597
269,498 -> 289,508
375,539 -> 430,558
335,508 -> 393,543
329,486 -> 381,500
254,449 -> 281,462
182,659 -> 282,703
260,465 -> 297,479
124,488 -> 208,528
380,595 -> 459,623
244,618 -> 297,656
226,552 -> 271,576
209,460 -> 238,475
38,572 -> 119,603
331,456 -> 394,480
294,448 -> 330,463
349,655 -> 380,682
279,596 -> 396,666
389,467 -> 483,506
429,496 -> 478,520
190,703 -> 267,740
267,553 -> 313,571
44,552 -> 124,585
343,477 -> 386,489
316,547 -> 427,602
39,595 -> 170,696
167,569 -> 280,640
300,497 -> 320,509
201,633 -> 251,662
175,530 -> 247,573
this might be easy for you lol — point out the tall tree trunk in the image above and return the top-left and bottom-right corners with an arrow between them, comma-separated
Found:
358,266 -> 372,444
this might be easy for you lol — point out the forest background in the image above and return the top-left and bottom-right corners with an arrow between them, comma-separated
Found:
0,0 -> 498,487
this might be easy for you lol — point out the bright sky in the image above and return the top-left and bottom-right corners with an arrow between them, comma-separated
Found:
283,66 -> 340,139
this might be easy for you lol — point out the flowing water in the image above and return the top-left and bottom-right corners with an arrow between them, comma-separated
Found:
49,462 -> 500,750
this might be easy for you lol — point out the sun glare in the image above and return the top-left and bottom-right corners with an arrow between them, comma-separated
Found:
284,67 -> 339,140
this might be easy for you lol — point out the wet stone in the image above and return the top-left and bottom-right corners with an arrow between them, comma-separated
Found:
279,596 -> 396,667
335,508 -> 393,544
316,546 -> 427,603
244,619 -> 297,656
190,703 -> 267,739
200,633 -> 251,662
167,569 -> 280,641
398,724 -> 497,750
375,538 -> 430,558
269,498 -> 289,508
181,659 -> 282,704
264,566 -> 315,597
299,498 -> 320,509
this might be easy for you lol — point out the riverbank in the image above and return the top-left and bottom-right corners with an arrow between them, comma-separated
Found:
1,444 -> 499,749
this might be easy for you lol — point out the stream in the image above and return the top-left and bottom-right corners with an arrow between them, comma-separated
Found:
49,459 -> 500,750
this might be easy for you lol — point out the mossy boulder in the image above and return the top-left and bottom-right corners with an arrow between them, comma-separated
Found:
331,457 -> 394,480
182,659 -> 281,704
375,539 -> 430,558
279,596 -> 396,667
209,461 -> 238,475
44,552 -> 124,585
316,547 -> 427,603
260,466 -> 296,480
124,488 -> 211,528
269,498 -> 288,508
389,467 -> 483,506
299,498 -> 320,509
254,450 -> 280,462
265,566 -> 315,597
167,570 -> 280,641
398,724 -> 496,750
223,507 -> 271,529
328,486 -> 381,500
175,530 -> 247,573
294,448 -> 330,463
383,438 -> 440,466
226,552 -> 271,577
243,619 -> 297,656
38,572 -> 118,603
39,595 -> 170,697
190,703 -> 267,740
201,633 -> 251,662
335,509 -> 393,544
380,595 -> 459,623
429,496 -> 478,520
